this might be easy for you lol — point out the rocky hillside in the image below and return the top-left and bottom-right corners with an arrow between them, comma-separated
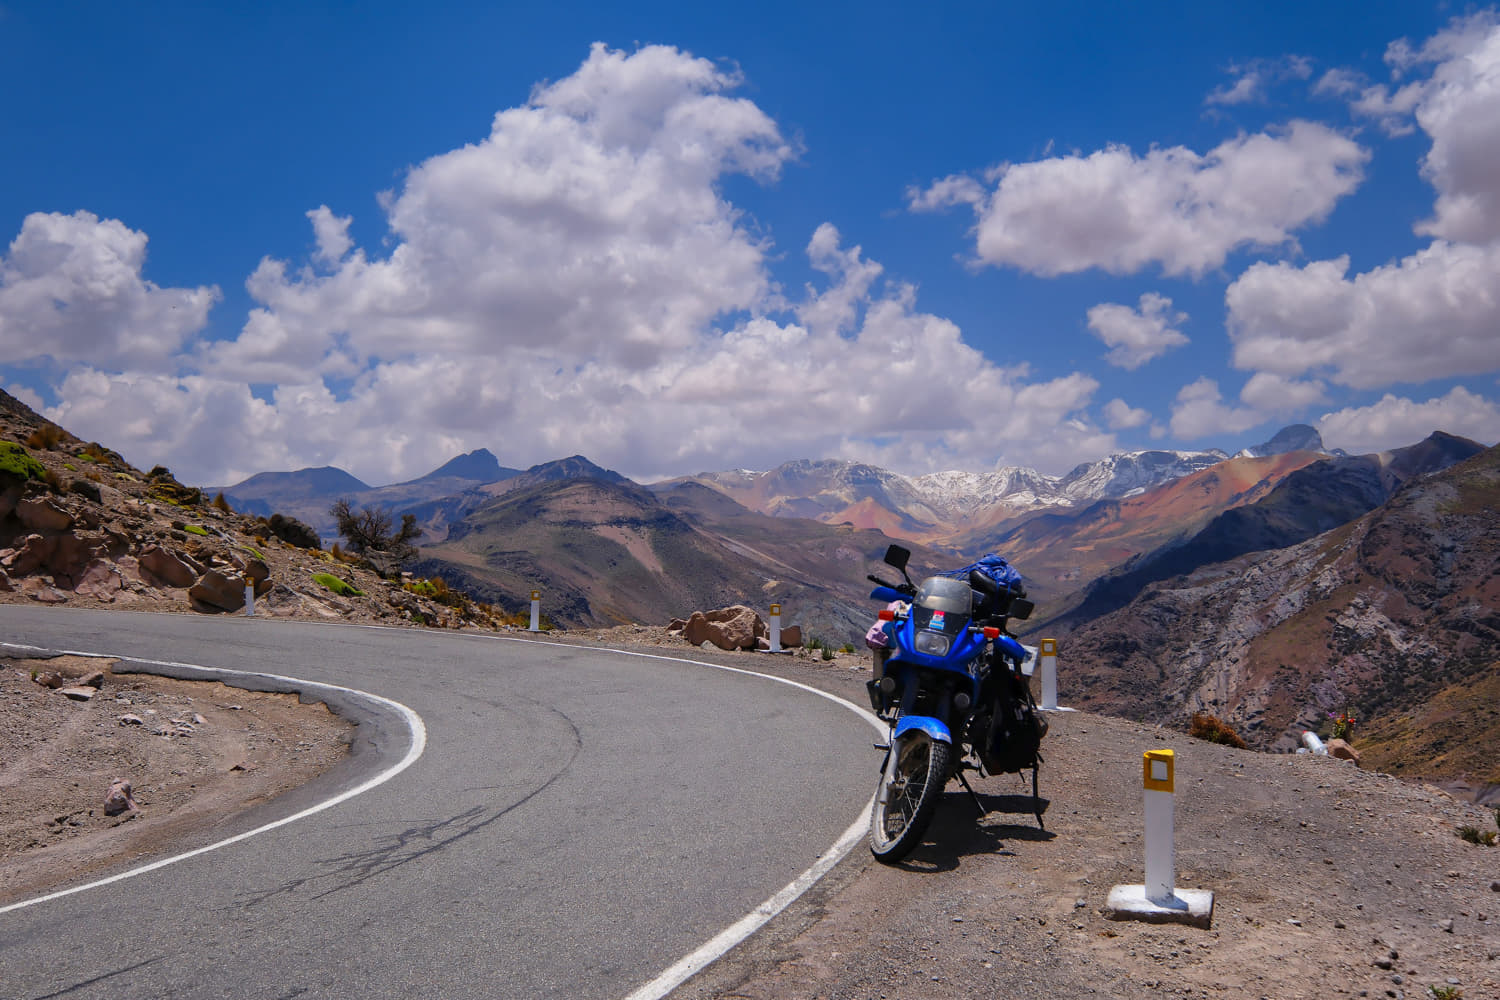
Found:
1057,441 -> 1500,803
0,390 -> 507,630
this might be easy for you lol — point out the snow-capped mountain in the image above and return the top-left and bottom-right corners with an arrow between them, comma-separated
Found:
669,426 -> 1342,541
1057,448 -> 1229,501
1232,423 -> 1332,460
671,447 -> 1239,538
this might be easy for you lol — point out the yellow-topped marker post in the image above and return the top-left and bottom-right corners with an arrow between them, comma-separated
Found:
529,590 -> 541,632
1105,749 -> 1215,928
767,603 -> 782,653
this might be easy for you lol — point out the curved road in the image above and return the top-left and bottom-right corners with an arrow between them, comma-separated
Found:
0,607 -> 877,1000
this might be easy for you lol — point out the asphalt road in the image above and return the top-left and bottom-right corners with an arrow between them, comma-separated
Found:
0,607 -> 877,1000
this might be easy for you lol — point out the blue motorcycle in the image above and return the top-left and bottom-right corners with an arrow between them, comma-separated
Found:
865,544 -> 1046,863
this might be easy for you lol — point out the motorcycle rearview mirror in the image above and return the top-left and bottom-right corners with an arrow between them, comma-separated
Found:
883,544 -> 911,572
1009,598 -> 1035,621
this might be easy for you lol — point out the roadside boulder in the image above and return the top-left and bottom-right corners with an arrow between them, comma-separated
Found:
267,513 -> 320,550
1326,738 -> 1362,766
103,778 -> 137,816
138,544 -> 198,588
74,561 -> 123,601
682,605 -> 767,651
16,496 -> 73,533
189,568 -> 247,613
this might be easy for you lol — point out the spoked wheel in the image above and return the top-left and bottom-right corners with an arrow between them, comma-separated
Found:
869,731 -> 952,864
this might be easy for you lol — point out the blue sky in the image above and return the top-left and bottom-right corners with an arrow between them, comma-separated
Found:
2,1 -> 1498,487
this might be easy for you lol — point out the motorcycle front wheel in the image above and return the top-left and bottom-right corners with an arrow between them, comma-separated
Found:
869,731 -> 952,863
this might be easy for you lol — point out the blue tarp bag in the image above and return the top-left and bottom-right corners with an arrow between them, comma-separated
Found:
947,553 -> 1023,594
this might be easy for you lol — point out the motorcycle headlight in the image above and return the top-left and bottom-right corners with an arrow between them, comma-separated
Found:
914,630 -> 950,656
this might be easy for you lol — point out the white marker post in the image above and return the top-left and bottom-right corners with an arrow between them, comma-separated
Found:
1105,749 -> 1215,928
1034,638 -> 1074,713
1144,749 -> 1175,904
529,590 -> 541,632
244,583 -> 254,617
768,603 -> 782,653
1040,638 -> 1058,710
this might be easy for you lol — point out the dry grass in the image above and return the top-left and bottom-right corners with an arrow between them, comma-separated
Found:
1187,711 -> 1248,749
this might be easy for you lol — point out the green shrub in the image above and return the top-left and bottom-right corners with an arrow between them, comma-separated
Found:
1457,825 -> 1496,846
312,573 -> 364,598
0,441 -> 45,483
183,524 -> 209,536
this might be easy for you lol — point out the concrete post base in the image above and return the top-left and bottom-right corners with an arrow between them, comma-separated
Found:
1104,884 -> 1214,929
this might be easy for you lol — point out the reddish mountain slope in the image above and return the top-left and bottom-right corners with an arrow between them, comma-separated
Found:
970,451 -> 1323,598
1057,443 -> 1500,802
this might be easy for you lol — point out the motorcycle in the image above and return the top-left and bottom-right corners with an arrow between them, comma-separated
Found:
864,543 -> 1046,863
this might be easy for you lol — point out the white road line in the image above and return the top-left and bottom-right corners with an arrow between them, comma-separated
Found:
479,635 -> 887,1000
0,643 -> 428,917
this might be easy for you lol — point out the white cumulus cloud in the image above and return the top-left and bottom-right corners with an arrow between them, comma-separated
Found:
1168,377 -> 1266,440
908,121 -> 1367,277
1225,242 -> 1500,390
1102,398 -> 1151,430
0,211 -> 218,368
21,45 -> 1118,486
1086,292 -> 1189,370
1317,386 -> 1500,454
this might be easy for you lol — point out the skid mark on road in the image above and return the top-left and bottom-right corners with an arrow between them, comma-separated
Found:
236,700 -> 585,908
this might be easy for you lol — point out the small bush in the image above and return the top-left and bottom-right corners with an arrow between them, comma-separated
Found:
183,524 -> 209,536
79,443 -> 112,464
211,492 -> 232,513
1188,712 -> 1248,750
312,572 -> 364,598
25,423 -> 65,450
1429,986 -> 1463,1000
804,637 -> 835,662
1457,825 -> 1496,846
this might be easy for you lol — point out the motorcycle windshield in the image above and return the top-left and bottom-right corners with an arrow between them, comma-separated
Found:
912,576 -> 972,635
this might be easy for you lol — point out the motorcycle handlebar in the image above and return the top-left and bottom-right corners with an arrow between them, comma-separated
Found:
867,574 -> 916,598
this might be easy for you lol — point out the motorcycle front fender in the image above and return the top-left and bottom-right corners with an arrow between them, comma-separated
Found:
893,714 -> 952,745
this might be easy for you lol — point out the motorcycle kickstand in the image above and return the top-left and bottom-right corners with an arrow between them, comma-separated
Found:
956,770 -> 987,817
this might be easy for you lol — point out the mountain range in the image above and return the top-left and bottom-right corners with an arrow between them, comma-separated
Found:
10,387 -> 1493,797
220,427 -> 1329,558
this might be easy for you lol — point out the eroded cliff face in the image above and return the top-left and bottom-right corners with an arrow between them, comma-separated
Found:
1060,444 -> 1500,800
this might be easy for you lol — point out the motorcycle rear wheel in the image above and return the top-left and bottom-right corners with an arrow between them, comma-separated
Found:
869,731 -> 952,863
